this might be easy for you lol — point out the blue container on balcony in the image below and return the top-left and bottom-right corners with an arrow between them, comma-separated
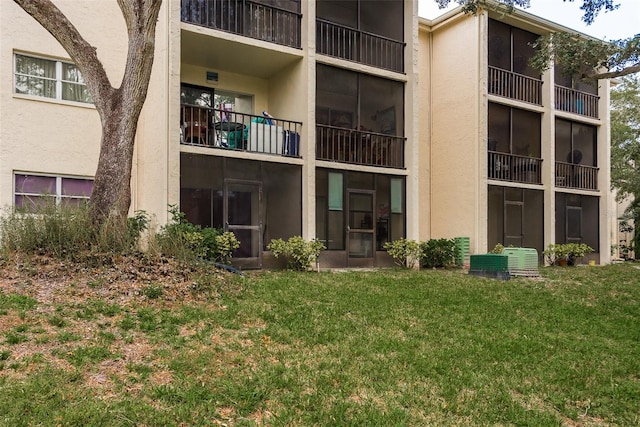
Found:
284,130 -> 300,157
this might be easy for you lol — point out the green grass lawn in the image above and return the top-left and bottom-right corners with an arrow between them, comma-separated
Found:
1,263 -> 639,426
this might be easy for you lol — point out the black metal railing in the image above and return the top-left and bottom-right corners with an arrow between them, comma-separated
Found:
555,162 -> 598,190
316,19 -> 404,73
488,66 -> 542,105
181,0 -> 301,48
181,104 -> 302,157
555,85 -> 599,119
488,151 -> 542,184
316,125 -> 405,168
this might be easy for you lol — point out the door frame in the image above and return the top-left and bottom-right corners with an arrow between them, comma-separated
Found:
346,188 -> 376,268
223,178 -> 263,269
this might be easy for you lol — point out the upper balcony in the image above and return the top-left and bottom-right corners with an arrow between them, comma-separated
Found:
180,0 -> 302,49
555,119 -> 598,191
316,125 -> 405,169
316,0 -> 405,73
316,19 -> 405,73
555,162 -> 598,191
181,104 -> 302,158
554,86 -> 599,119
488,66 -> 542,105
488,151 -> 542,185
554,65 -> 600,119
488,19 -> 542,105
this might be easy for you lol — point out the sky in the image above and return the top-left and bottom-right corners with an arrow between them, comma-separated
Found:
418,0 -> 639,40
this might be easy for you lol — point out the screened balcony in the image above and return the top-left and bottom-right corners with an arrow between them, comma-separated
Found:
555,162 -> 598,191
488,19 -> 542,105
488,151 -> 542,185
555,119 -> 597,190
180,0 -> 301,48
554,64 -> 599,119
316,0 -> 404,73
555,85 -> 599,119
488,66 -> 542,105
181,104 -> 302,157
316,64 -> 405,168
316,125 -> 405,168
316,19 -> 404,73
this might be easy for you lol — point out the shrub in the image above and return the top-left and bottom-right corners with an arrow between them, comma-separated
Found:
0,200 -> 148,261
420,238 -> 456,268
213,231 -> 240,263
199,227 -> 220,260
383,238 -> 420,269
156,206 -> 204,261
489,243 -> 505,254
543,243 -> 594,266
267,236 -> 325,271
156,206 -> 241,263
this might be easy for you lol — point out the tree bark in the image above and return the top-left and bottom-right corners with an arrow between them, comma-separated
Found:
13,0 -> 162,227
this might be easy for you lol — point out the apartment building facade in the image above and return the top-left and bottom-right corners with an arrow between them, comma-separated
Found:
419,8 -> 611,264
0,1 -> 611,267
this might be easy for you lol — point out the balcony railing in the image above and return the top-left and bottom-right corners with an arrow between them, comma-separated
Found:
555,162 -> 598,190
316,125 -> 405,168
555,85 -> 599,119
488,66 -> 542,105
181,0 -> 301,48
181,104 -> 302,157
316,19 -> 405,73
488,151 -> 542,184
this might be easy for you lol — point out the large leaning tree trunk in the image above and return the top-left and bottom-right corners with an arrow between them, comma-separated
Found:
14,0 -> 163,227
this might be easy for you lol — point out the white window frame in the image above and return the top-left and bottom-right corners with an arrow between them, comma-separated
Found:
14,172 -> 94,210
13,52 -> 93,105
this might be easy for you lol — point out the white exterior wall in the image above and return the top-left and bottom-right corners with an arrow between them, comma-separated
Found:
428,14 -> 483,251
0,0 -> 127,208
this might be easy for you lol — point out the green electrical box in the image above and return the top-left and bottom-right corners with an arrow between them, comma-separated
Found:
469,254 -> 510,280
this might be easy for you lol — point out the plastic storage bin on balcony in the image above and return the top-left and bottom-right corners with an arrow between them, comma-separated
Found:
502,247 -> 540,277
454,236 -> 470,267
469,254 -> 510,280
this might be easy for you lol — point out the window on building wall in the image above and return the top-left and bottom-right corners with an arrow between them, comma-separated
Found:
554,64 -> 598,95
488,103 -> 541,157
488,19 -> 539,78
316,0 -> 403,42
14,53 -> 93,104
14,173 -> 93,212
316,64 -> 404,136
555,119 -> 597,166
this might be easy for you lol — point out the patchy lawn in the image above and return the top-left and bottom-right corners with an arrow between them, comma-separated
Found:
1,256 -> 639,426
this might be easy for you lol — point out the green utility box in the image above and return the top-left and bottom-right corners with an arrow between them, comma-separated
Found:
454,236 -> 470,267
502,247 -> 540,277
469,254 -> 510,280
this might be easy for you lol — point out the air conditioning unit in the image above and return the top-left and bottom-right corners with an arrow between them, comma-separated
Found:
502,247 -> 540,277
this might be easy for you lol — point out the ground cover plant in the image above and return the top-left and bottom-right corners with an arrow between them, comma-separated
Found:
0,257 -> 639,426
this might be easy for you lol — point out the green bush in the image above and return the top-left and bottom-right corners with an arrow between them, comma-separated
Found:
420,238 -> 456,268
156,206 -> 239,263
543,243 -> 594,265
267,236 -> 325,271
489,243 -> 505,254
156,206 -> 204,261
383,238 -> 420,268
0,200 -> 148,261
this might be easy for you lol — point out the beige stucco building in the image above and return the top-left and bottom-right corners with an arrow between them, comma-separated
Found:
0,0 -> 612,267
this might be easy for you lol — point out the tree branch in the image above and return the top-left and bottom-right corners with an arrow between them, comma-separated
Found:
13,0 -> 115,114
117,0 -> 163,110
590,64 -> 640,79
